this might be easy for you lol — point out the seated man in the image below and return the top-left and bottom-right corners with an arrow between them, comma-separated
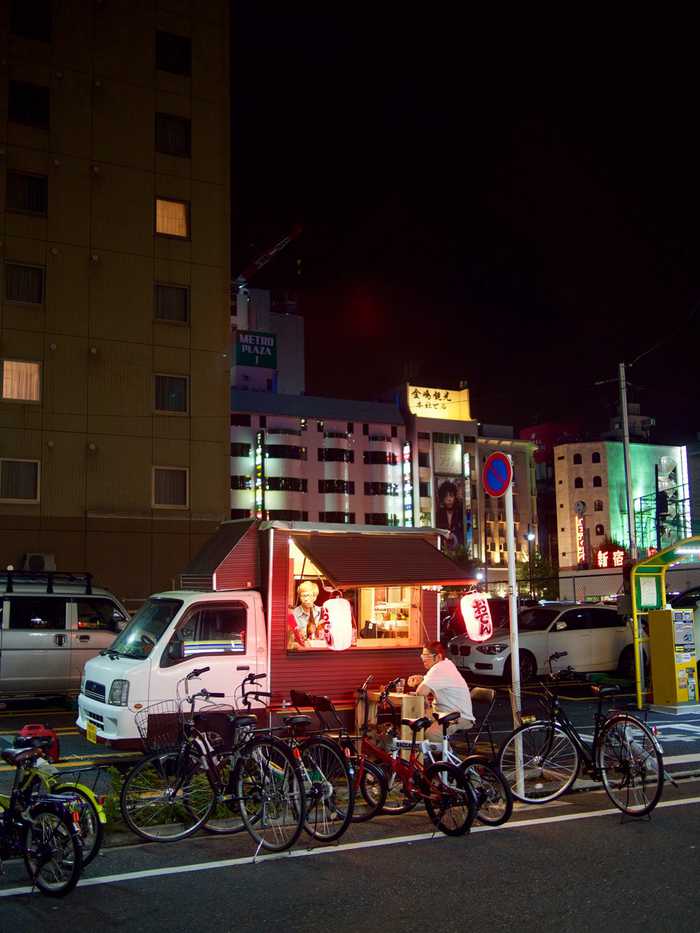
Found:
407,641 -> 474,743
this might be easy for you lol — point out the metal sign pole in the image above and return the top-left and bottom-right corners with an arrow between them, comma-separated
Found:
504,457 -> 523,795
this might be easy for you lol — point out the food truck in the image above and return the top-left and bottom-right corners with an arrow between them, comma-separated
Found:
77,520 -> 474,746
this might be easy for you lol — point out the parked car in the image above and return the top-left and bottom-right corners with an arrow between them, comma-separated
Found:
671,586 -> 700,609
0,572 -> 129,699
448,602 -> 636,682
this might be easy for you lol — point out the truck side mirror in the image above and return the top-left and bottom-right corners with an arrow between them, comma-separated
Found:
555,620 -> 567,631
168,639 -> 184,662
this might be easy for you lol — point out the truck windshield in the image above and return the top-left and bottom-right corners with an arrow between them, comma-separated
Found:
109,598 -> 183,659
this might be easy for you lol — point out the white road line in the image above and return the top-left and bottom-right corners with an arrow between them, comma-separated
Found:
2,795 -> 699,898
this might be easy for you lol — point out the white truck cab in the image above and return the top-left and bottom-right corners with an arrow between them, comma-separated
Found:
77,589 -> 266,746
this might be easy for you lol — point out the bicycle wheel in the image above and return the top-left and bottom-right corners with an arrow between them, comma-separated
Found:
120,750 -> 215,842
54,785 -> 103,867
235,736 -> 306,852
23,804 -> 83,897
423,762 -> 475,836
597,714 -> 664,816
201,751 -> 247,836
498,722 -> 580,804
458,755 -> 513,826
299,737 -> 354,841
379,763 -> 416,814
351,760 -> 387,822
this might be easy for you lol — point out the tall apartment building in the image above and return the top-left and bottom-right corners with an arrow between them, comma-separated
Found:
0,0 -> 231,604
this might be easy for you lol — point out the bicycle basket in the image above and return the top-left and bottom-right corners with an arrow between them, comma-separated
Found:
135,700 -> 184,752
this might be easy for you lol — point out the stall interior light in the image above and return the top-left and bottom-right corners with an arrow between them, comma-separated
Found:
677,547 -> 700,556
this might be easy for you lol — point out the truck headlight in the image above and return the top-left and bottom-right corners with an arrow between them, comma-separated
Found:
477,644 -> 508,655
80,668 -> 87,695
108,680 -> 130,706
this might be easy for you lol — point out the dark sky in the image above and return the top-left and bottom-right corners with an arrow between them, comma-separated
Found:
231,9 -> 700,442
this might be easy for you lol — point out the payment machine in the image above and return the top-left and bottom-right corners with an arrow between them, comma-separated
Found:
648,608 -> 698,706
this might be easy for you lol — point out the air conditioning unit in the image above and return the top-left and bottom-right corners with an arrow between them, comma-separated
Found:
22,553 -> 57,572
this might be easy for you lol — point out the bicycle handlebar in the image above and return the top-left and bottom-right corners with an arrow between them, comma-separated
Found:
548,652 -> 568,662
188,667 -> 210,678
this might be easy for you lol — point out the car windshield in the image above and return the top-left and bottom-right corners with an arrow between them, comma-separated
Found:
518,608 -> 561,632
108,598 -> 183,659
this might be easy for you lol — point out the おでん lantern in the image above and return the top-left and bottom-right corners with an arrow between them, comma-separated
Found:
324,596 -> 353,651
460,592 -> 493,642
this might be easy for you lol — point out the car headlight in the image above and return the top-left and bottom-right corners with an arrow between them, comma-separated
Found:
80,668 -> 87,695
477,644 -> 508,655
108,679 -> 130,706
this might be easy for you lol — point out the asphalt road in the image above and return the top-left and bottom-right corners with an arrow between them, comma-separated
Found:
1,776 -> 699,932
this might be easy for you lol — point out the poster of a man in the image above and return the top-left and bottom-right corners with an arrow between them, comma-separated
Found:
435,478 -> 465,550
287,580 -> 329,649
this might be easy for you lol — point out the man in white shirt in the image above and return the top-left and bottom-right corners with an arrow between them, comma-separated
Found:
407,642 -> 474,742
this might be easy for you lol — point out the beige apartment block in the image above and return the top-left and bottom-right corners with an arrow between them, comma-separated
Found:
0,1 -> 231,605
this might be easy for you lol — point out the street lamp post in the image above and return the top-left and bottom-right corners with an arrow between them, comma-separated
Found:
526,527 -> 536,598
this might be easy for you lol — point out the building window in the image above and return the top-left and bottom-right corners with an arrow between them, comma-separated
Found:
573,453 -> 582,464
266,445 -> 307,461
347,422 -> 354,434
156,198 -> 189,238
267,509 -> 308,521
10,0 -> 51,41
5,263 -> 45,304
8,80 -> 50,129
419,481 -> 430,498
155,284 -> 188,323
595,524 -> 605,536
363,451 -> 397,466
391,425 -> 398,438
362,424 -> 369,435
1,360 -> 41,402
155,374 -> 188,413
593,476 -> 602,487
418,452 -> 430,468
230,442 -> 251,457
319,479 -> 354,494
231,508 -> 250,519
259,416 -> 267,428
153,467 -> 188,508
418,432 -> 430,440
6,171 -> 48,215
364,482 -> 399,496
364,513 -> 399,526
557,455 -> 564,461
230,413 -> 251,426
230,476 -> 252,490
266,477 -> 307,492
317,421 -> 325,433
156,113 -> 191,157
318,448 -> 353,463
324,430 -> 347,439
318,512 -> 355,524
592,451 -> 601,463
0,459 -> 40,501
156,30 -> 191,75
574,477 -> 583,488
433,432 -> 460,444
594,500 -> 603,512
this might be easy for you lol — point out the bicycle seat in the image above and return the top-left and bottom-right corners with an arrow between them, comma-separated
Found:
401,716 -> 432,733
2,746 -> 39,766
283,715 -> 312,727
433,711 -> 461,726
592,685 -> 620,697
228,714 -> 257,729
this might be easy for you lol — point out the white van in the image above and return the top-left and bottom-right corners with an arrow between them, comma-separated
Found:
0,572 -> 129,699
76,590 -> 266,746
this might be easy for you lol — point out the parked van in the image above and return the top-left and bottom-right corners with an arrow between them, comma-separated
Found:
0,572 -> 129,699
77,520 -> 475,747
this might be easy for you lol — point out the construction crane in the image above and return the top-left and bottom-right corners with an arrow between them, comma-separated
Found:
232,224 -> 303,297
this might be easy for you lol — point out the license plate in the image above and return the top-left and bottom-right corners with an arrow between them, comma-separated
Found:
86,721 -> 97,744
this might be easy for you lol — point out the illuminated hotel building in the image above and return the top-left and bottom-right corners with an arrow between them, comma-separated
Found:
554,441 -> 691,569
0,1 -> 231,604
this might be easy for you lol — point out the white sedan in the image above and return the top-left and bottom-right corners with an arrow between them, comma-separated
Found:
448,603 -> 635,682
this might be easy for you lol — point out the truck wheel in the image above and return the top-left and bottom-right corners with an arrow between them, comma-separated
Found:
504,651 -> 537,683
617,646 -> 648,680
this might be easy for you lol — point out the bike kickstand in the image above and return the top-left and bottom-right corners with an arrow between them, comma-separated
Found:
664,769 -> 679,789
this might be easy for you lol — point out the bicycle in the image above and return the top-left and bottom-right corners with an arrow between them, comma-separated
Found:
120,667 -> 306,852
7,739 -> 105,866
239,681 -> 355,842
0,742 -> 83,897
497,651 -> 664,816
289,685 -> 388,823
357,676 -> 476,835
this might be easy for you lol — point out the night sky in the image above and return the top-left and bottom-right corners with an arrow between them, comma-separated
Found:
231,9 -> 700,442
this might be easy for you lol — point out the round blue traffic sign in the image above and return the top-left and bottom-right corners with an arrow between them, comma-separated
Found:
482,451 -> 512,498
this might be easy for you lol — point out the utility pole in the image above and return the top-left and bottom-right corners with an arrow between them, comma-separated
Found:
618,362 -> 638,560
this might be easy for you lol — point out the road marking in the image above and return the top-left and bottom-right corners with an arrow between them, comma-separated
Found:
2,794 -> 699,898
0,753 -> 140,773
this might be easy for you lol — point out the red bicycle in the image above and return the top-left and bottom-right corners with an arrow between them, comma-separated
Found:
356,676 -> 476,836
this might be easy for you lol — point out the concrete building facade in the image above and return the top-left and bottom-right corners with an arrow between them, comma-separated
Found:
0,0 -> 231,605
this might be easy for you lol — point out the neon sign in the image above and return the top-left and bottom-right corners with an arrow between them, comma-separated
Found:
596,547 -> 626,569
407,385 -> 471,421
576,516 -> 586,565
254,430 -> 265,519
402,441 -> 413,526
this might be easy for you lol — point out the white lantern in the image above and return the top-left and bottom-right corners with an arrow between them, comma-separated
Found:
324,597 -> 353,651
460,592 -> 493,643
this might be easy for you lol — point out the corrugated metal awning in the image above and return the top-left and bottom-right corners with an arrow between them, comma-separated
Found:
290,532 -> 475,588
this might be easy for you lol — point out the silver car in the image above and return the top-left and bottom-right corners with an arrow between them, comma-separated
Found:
448,602 -> 634,682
